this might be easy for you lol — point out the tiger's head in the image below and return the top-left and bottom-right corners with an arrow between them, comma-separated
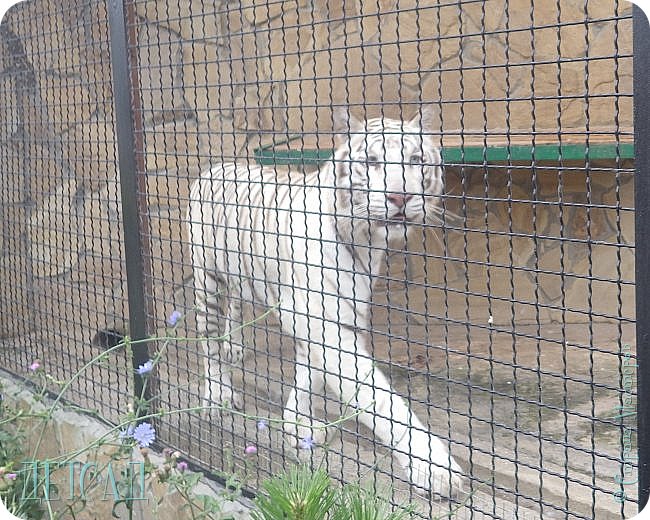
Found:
332,108 -> 444,238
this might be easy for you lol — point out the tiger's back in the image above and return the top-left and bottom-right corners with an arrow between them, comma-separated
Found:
187,161 -> 353,317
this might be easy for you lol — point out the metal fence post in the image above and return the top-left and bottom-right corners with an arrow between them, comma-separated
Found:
634,4 -> 650,511
106,0 -> 155,415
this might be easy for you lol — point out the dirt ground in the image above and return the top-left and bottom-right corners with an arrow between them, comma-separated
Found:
153,306 -> 636,520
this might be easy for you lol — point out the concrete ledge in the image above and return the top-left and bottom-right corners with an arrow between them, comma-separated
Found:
0,370 -> 253,519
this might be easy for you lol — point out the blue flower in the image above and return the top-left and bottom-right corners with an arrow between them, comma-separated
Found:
136,360 -> 154,375
132,422 -> 156,448
167,310 -> 182,327
257,419 -> 268,431
299,436 -> 315,450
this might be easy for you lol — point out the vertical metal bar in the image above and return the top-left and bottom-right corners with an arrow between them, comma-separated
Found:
634,4 -> 650,510
107,0 -> 153,413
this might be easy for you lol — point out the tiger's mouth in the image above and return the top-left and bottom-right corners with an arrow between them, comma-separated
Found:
376,213 -> 417,226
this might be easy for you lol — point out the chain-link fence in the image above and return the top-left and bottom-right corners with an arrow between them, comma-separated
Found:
0,0 -> 640,518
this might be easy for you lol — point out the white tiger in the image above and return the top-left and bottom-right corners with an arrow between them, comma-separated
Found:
187,108 -> 463,497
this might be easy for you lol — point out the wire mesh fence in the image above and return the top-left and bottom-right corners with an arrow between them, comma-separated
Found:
0,0 -> 639,518
0,0 -> 134,425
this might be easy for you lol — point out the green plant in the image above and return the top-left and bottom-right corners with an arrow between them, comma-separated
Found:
0,383 -> 46,520
252,465 -> 417,520
331,485 -> 414,520
252,466 -> 338,520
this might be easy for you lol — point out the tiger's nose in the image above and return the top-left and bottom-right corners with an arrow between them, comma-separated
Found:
386,193 -> 413,208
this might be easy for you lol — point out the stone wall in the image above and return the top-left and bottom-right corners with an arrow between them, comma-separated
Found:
0,371 -> 251,519
0,0 -> 634,341
389,162 -> 635,326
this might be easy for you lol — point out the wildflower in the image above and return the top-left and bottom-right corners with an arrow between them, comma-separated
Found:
299,436 -> 315,450
172,451 -> 181,460
132,422 -> 156,448
119,424 -> 135,440
5,473 -> 16,480
167,310 -> 182,327
177,461 -> 188,472
136,360 -> 154,375
244,445 -> 258,455
257,419 -> 268,431
28,360 -> 41,372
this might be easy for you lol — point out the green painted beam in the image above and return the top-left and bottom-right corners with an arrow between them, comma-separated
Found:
255,142 -> 634,166
442,142 -> 635,163
255,148 -> 333,166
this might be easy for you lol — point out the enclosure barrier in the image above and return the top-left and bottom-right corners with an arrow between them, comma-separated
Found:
0,0 -> 643,518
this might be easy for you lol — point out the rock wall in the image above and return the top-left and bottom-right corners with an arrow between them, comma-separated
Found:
0,371 -> 252,519
0,0 -> 634,342
387,162 -> 635,326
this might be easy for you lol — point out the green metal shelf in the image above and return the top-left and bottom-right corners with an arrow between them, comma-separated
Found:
255,142 -> 634,166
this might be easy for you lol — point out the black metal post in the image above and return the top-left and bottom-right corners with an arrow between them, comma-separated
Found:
634,4 -> 650,511
107,0 -> 153,414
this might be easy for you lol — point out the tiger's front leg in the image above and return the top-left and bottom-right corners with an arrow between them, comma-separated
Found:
200,295 -> 245,411
282,343 -> 328,447
203,339 -> 244,411
317,322 -> 464,498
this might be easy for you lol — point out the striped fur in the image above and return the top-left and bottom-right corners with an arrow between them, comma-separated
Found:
187,109 -> 462,496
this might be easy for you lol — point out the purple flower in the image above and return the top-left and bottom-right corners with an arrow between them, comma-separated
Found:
136,360 -> 154,375
244,445 -> 258,455
167,310 -> 182,327
176,461 -> 188,472
119,424 -> 135,440
299,436 -> 315,450
257,419 -> 268,431
28,361 -> 41,372
5,473 -> 17,480
132,422 -> 156,448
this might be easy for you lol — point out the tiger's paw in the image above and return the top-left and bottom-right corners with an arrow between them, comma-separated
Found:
406,454 -> 464,499
282,412 -> 328,449
203,382 -> 244,412
398,432 -> 464,499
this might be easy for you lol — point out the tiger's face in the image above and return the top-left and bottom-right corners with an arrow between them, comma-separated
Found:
333,110 -> 444,233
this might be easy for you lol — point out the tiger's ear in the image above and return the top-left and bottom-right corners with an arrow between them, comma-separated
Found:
333,106 -> 363,137
409,105 -> 437,132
